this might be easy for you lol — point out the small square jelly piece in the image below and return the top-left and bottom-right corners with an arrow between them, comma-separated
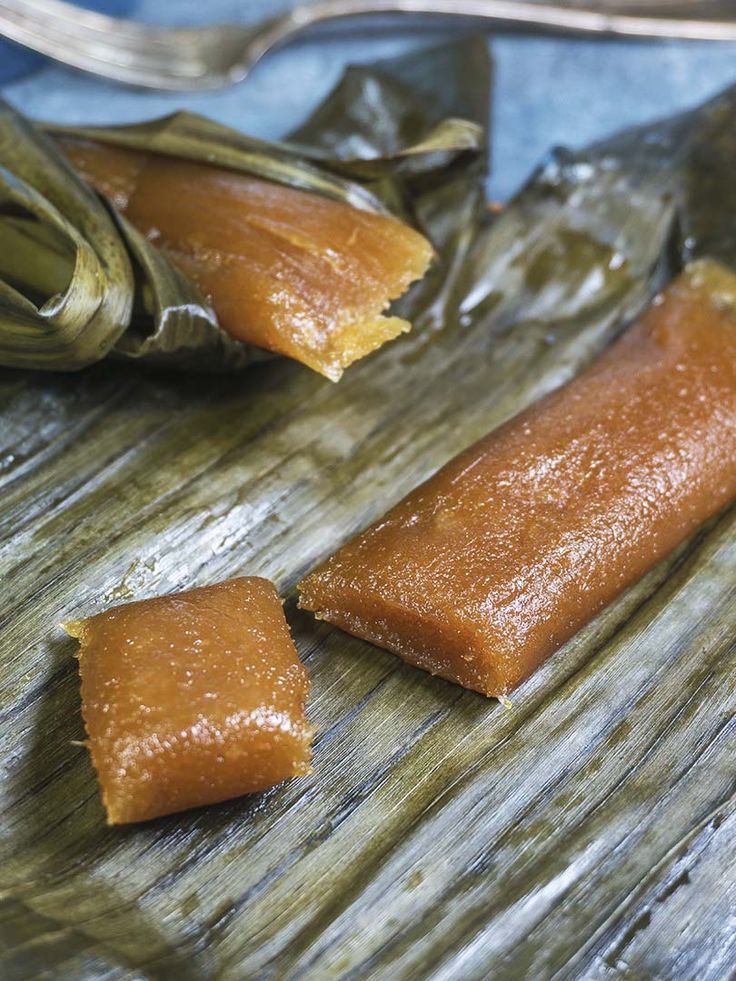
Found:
65,577 -> 312,824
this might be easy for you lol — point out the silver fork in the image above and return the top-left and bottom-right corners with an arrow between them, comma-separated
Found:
0,0 -> 735,90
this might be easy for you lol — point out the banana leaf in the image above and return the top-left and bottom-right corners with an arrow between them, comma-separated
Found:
0,39 -> 486,374
2,37 -> 736,981
0,103 -> 133,369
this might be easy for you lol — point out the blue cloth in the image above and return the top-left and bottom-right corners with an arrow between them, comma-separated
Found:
2,1 -> 736,201
0,0 -> 135,83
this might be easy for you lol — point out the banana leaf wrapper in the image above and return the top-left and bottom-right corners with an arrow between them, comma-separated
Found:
3,38 -> 736,979
0,38 -> 488,373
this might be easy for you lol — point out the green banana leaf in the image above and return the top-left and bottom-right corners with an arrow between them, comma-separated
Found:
1,37 -> 735,981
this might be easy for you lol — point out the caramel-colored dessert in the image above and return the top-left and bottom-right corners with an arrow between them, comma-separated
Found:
58,138 -> 433,380
65,577 -> 312,824
299,262 -> 736,697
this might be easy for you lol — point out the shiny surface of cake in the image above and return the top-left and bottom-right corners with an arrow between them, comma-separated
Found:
59,137 -> 434,380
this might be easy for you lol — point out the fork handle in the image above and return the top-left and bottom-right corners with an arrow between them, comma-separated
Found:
285,0 -> 736,42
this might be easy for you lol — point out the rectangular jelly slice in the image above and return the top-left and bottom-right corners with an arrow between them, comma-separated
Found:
299,261 -> 736,696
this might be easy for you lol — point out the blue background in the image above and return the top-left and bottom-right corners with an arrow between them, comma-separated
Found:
3,0 -> 736,200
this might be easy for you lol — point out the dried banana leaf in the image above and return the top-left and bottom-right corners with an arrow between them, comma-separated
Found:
0,100 -> 247,372
0,102 -> 133,369
0,39 -> 485,374
2,38 -> 736,981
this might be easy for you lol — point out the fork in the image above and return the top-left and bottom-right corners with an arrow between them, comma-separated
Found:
0,0 -> 735,90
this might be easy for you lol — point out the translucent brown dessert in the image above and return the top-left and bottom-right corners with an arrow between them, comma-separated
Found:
65,577 -> 312,824
58,138 -> 433,381
299,261 -> 736,697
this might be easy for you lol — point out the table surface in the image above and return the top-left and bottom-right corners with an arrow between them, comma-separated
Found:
1,4 -> 735,981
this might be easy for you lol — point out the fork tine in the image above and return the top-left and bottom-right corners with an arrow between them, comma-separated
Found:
2,0 -> 173,43
0,19 -> 222,87
0,0 -> 239,82
0,0 -> 233,85
2,25 -> 196,73
0,0 -> 259,88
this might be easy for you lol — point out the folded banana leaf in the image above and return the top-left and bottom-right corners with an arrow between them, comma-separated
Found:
0,39 -> 486,373
2,37 -> 736,981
